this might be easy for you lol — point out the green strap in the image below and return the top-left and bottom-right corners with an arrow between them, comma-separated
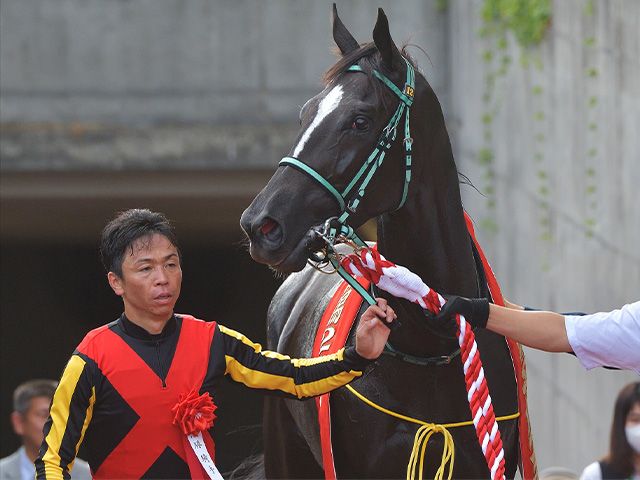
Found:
372,70 -> 413,107
346,229 -> 368,248
349,100 -> 406,207
341,102 -> 403,201
396,108 -> 412,210
349,63 -> 413,106
341,146 -> 382,199
395,61 -> 414,210
279,157 -> 345,212
331,257 -> 376,306
340,105 -> 405,225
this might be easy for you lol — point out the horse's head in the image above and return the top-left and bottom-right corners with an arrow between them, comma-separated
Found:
241,6 -> 435,273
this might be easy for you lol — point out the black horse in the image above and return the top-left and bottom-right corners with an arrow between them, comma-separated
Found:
240,7 -> 520,479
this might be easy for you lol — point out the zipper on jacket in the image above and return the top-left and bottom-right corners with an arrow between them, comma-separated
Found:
155,341 -> 167,388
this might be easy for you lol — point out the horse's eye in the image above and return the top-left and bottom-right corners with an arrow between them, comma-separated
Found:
351,116 -> 369,131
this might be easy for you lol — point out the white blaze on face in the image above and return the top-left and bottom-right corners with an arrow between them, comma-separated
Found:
292,85 -> 344,158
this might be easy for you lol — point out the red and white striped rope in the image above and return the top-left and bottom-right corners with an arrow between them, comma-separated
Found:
341,248 -> 506,480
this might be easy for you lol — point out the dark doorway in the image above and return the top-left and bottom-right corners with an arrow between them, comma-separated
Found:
0,240 -> 281,473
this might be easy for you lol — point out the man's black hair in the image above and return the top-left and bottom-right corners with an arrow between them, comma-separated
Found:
100,209 -> 180,277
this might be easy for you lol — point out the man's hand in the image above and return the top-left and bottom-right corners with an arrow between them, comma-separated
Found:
355,298 -> 397,360
434,295 -> 490,329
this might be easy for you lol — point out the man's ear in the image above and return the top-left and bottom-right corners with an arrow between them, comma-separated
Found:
10,411 -> 24,436
108,272 -> 124,296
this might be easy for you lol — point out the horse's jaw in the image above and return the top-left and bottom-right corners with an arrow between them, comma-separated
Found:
247,228 -> 320,274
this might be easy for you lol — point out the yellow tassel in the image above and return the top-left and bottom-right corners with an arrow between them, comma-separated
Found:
345,384 -> 519,480
406,424 -> 454,480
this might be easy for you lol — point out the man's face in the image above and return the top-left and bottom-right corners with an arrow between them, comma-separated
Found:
108,233 -> 182,326
11,396 -> 51,451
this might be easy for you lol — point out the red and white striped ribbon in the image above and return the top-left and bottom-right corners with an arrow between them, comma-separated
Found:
341,248 -> 506,480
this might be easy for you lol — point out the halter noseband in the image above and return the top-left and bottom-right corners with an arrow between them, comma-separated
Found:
279,57 -> 415,235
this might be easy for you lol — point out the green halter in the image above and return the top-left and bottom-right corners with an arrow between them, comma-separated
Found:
280,58 -> 414,230
279,58 -> 416,307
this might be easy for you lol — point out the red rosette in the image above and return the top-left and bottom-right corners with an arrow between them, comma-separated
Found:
171,389 -> 217,435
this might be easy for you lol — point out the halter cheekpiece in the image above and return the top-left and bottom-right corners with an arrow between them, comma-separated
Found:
279,57 -> 415,237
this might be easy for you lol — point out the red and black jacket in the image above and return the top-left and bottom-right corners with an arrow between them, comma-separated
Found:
36,314 -> 370,479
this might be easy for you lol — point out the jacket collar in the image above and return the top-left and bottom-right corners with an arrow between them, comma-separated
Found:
119,314 -> 178,340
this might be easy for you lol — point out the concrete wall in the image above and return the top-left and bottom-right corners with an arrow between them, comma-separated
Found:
0,0 -> 447,242
0,0 -> 446,170
447,0 -> 639,473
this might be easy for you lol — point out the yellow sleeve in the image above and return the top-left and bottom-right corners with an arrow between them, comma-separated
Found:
218,324 -> 370,399
36,354 -> 96,480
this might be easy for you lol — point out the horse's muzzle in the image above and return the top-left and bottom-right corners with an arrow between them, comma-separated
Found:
240,213 -> 284,250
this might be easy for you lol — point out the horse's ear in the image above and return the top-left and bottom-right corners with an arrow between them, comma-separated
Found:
332,3 -> 359,55
373,8 -> 401,71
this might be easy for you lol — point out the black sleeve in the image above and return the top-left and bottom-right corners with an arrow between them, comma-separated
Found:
217,324 -> 371,399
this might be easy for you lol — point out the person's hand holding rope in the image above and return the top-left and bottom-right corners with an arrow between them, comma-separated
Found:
355,298 -> 397,360
432,295 -> 490,329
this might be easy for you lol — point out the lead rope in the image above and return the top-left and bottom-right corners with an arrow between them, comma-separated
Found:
340,247 -> 507,480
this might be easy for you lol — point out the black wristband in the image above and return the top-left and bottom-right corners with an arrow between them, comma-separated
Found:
343,346 -> 374,370
469,298 -> 490,329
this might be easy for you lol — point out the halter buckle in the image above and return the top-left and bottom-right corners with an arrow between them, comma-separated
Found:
309,217 -> 341,247
347,198 -> 359,213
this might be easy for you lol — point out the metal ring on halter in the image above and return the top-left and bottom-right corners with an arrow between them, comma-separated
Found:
308,249 -> 329,263
309,217 -> 342,248
307,258 -> 339,275
307,222 -> 342,273
307,245 -> 341,274
335,236 -> 364,254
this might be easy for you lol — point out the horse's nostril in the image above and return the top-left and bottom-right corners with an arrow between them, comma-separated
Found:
256,217 -> 283,247
260,218 -> 278,236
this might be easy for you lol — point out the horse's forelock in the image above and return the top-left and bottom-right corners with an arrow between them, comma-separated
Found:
323,43 -> 417,85
323,43 -> 418,115
323,43 -> 378,85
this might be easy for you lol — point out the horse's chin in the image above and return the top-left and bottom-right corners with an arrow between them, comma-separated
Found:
269,246 -> 309,274
248,233 -> 313,274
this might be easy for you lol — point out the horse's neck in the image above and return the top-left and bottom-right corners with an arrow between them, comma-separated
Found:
377,127 -> 478,298
375,123 -> 479,356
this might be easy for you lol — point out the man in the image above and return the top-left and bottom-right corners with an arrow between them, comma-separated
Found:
1,380 -> 90,480
434,296 -> 639,374
36,209 -> 396,479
